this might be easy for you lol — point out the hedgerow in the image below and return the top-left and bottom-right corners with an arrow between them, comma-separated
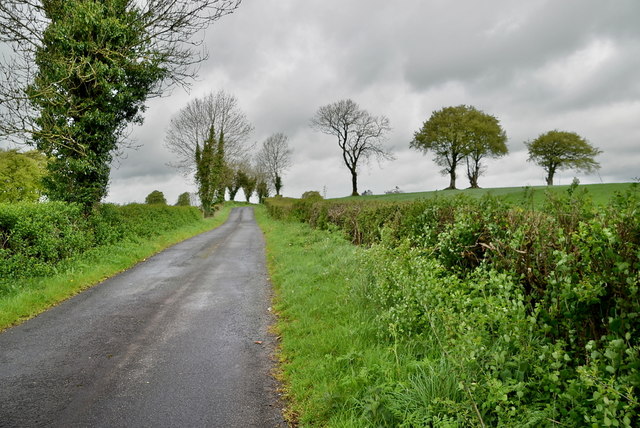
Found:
0,202 -> 202,293
265,183 -> 640,426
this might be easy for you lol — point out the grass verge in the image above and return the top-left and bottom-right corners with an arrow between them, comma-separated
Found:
0,205 -> 232,331
258,184 -> 640,426
256,206 -> 408,426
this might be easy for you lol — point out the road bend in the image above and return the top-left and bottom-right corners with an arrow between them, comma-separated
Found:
0,207 -> 286,427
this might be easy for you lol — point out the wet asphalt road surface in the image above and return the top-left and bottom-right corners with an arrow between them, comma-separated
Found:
0,207 -> 286,427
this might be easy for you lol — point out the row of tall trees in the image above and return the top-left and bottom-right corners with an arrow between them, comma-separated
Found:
164,90 -> 293,214
411,105 -> 601,188
0,0 -> 241,209
308,100 -> 601,192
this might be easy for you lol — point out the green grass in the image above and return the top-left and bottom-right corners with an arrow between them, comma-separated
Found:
338,182 -> 634,205
259,184 -> 640,426
256,206 -> 458,427
0,205 -> 232,331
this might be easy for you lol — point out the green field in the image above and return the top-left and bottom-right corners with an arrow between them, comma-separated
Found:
337,182 -> 635,205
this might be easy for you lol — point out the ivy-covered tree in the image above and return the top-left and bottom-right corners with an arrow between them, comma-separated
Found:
0,0 -> 241,208
195,127 -> 217,216
213,130 -> 226,204
164,90 -> 253,176
525,130 -> 601,185
256,180 -> 269,204
145,190 -> 167,205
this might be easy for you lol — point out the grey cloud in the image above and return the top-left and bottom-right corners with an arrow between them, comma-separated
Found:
101,0 -> 640,202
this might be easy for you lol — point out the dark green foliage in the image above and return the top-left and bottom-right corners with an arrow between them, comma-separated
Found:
29,0 -> 166,208
175,192 -> 191,206
238,170 -> 256,202
226,169 -> 242,201
0,202 -> 202,295
525,130 -> 601,185
256,180 -> 269,204
195,126 -> 226,216
265,183 -> 640,425
145,190 -> 167,205
214,131 -> 226,204
274,175 -> 283,196
411,105 -> 508,189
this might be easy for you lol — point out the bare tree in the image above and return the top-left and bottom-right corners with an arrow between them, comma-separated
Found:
310,99 -> 393,196
0,0 -> 242,145
164,90 -> 254,175
255,132 -> 292,196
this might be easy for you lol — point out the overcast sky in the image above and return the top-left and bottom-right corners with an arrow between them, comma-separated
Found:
107,0 -> 640,203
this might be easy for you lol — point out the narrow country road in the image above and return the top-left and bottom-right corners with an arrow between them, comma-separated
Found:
0,207 -> 286,427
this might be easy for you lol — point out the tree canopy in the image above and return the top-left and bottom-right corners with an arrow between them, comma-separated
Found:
0,0 -> 241,208
176,192 -> 191,206
310,99 -> 393,196
145,190 -> 167,205
525,130 -> 601,185
411,105 -> 507,189
0,148 -> 48,202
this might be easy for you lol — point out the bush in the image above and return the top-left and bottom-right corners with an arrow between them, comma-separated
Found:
267,183 -> 640,425
0,202 -> 203,294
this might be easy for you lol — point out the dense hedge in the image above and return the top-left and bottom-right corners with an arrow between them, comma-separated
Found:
0,202 -> 202,284
265,184 -> 640,425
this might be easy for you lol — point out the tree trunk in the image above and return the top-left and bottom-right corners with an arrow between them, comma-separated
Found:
446,168 -> 457,190
466,159 -> 480,188
351,170 -> 359,196
546,166 -> 555,185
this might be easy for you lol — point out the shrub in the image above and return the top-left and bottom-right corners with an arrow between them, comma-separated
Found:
0,202 -> 203,295
267,183 -> 640,425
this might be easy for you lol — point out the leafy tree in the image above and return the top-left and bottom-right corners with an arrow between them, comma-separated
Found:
213,130 -> 226,204
256,180 -> 269,204
145,190 -> 167,205
310,99 -> 393,196
238,169 -> 256,203
463,108 -> 508,188
226,167 -> 243,201
0,1 -> 241,208
0,148 -> 48,202
411,105 -> 506,190
525,130 -> 601,185
175,192 -> 191,206
195,126 -> 217,216
256,132 -> 292,196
